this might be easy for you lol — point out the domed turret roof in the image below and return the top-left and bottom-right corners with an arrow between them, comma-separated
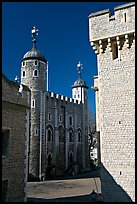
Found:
72,62 -> 88,89
22,26 -> 47,63
73,78 -> 88,87
23,47 -> 47,63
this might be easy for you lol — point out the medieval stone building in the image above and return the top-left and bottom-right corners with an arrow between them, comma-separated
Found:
21,27 -> 90,180
89,2 -> 135,202
2,74 -> 30,202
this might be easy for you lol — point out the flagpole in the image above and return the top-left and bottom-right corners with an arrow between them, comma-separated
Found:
47,61 -> 49,91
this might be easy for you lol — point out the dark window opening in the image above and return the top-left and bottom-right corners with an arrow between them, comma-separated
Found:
47,129 -> 52,141
112,43 -> 118,60
78,132 -> 82,142
69,116 -> 72,126
23,71 -> 26,77
34,69 -> 38,77
35,60 -> 38,66
69,131 -> 74,142
22,61 -> 25,66
124,13 -> 126,22
48,113 -> 51,121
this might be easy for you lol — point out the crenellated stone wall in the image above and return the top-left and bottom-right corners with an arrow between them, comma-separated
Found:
89,2 -> 135,202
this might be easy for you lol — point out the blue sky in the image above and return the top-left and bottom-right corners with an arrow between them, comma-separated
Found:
2,2 -> 127,115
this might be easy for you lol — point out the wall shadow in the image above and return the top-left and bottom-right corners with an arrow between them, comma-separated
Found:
101,164 -> 133,202
27,193 -> 103,202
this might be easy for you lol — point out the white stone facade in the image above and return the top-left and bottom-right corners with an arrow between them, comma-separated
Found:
89,2 -> 135,202
21,44 -> 90,180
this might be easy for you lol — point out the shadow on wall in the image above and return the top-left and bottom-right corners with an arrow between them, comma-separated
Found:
101,164 -> 133,202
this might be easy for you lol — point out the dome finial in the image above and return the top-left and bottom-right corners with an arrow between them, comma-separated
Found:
31,26 -> 38,49
77,61 -> 83,79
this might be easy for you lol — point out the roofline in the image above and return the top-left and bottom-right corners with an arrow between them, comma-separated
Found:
72,84 -> 89,89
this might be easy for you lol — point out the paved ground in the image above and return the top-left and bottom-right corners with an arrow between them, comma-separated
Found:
27,170 -> 102,202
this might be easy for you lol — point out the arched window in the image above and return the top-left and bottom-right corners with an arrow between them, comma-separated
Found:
78,131 -> 82,142
47,128 -> 53,142
33,69 -> 38,77
69,116 -> 72,126
69,131 -> 74,142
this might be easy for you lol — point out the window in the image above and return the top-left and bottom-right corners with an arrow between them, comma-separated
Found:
33,69 -> 38,77
34,60 -> 38,66
2,180 -> 8,202
69,131 -> 74,142
31,99 -> 35,108
69,116 -> 72,126
48,113 -> 51,121
35,128 -> 38,136
47,129 -> 53,142
2,130 -> 9,158
22,70 -> 26,78
124,13 -> 127,22
22,61 -> 26,67
112,42 -> 118,60
59,114 -> 62,122
74,95 -> 76,98
78,131 -> 82,142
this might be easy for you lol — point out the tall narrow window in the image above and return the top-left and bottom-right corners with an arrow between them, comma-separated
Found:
69,131 -> 74,142
22,61 -> 26,67
78,131 -> 82,142
69,116 -> 72,126
124,13 -> 126,22
48,113 -> 51,121
59,114 -> 62,122
31,99 -> 35,108
22,70 -> 26,78
47,129 -> 53,142
33,69 -> 38,77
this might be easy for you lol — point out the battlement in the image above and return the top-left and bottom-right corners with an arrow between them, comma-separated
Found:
46,91 -> 81,104
89,2 -> 135,43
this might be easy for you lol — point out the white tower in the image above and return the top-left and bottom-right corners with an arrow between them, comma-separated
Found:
21,27 -> 47,180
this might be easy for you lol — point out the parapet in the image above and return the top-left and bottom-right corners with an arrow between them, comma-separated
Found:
89,2 -> 135,42
46,91 -> 81,104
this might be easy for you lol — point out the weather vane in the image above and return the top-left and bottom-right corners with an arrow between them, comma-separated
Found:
31,26 -> 38,41
77,61 -> 83,79
14,76 -> 19,83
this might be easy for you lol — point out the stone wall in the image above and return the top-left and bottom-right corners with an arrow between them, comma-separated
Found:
89,2 -> 135,202
2,74 -> 30,202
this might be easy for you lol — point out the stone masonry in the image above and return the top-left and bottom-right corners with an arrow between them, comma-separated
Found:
2,74 -> 30,202
21,30 -> 90,180
89,2 -> 135,202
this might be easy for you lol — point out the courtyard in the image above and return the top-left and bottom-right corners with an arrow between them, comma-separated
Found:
27,170 -> 102,202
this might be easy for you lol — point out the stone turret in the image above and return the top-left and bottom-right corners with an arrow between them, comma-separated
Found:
21,26 -> 47,180
72,62 -> 89,170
